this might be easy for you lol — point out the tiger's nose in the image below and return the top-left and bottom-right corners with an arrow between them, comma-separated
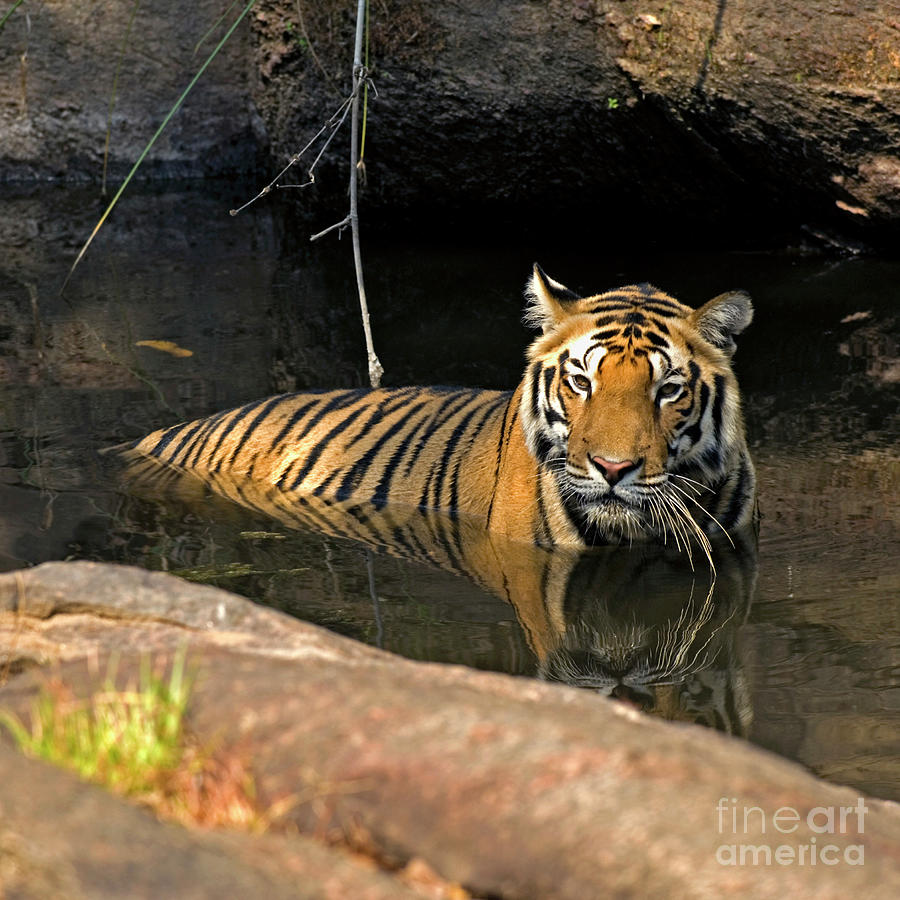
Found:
591,456 -> 640,486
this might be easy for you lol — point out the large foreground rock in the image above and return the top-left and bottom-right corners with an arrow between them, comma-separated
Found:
2,561 -> 899,898
0,743 -> 422,900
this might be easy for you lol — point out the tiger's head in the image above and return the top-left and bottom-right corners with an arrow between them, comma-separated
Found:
520,265 -> 756,554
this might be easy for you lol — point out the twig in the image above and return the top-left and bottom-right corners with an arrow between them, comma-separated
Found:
230,93 -> 354,215
309,215 -> 349,242
348,0 -> 382,388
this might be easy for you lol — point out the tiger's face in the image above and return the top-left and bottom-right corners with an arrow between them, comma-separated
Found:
520,265 -> 754,550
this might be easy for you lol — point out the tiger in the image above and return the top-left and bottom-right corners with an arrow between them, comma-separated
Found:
127,265 -> 757,557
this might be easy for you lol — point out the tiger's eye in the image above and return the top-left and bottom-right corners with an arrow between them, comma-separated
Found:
657,382 -> 682,400
567,374 -> 591,392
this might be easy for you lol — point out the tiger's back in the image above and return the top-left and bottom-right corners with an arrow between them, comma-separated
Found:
134,385 -> 513,522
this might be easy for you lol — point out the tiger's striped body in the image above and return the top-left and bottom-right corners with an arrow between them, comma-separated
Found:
131,267 -> 757,552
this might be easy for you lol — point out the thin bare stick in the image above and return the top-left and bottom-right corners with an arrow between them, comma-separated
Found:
348,0 -> 382,387
231,0 -> 383,385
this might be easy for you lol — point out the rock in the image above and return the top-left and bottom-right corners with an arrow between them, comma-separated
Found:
4,2 -> 900,245
251,0 -> 900,247
2,561 -> 900,898
0,744 -> 424,900
0,0 -> 264,182
0,561 -> 381,667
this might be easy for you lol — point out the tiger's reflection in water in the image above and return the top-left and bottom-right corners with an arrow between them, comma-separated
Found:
117,452 -> 757,736
536,541 -> 756,735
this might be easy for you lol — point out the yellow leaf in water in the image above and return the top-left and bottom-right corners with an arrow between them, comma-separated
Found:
135,340 -> 194,358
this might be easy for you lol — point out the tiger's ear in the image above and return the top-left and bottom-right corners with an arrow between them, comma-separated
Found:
690,290 -> 753,356
523,263 -> 581,333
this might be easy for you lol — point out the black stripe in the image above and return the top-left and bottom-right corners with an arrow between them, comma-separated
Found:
162,420 -> 209,466
283,394 -> 373,489
687,360 -> 701,390
641,302 -> 685,315
534,472 -> 550,545
270,395 -> 332,452
529,361 -> 543,423
426,401 -> 486,511
310,393 -> 416,496
367,403 -> 435,507
203,396 -> 276,470
147,422 -> 196,460
448,396 -> 506,519
700,444 -> 723,471
293,494 -> 348,534
681,380 -> 709,447
387,523 -> 421,561
542,365 -> 555,410
720,456 -> 751,529
534,433 -> 556,464
590,296 -> 636,308
334,398 -> 428,502
183,407 -> 235,469
309,465 -> 343,498
431,509 -> 466,576
221,394 -> 298,470
402,391 -> 474,477
297,389 -> 369,438
711,374 -> 726,437
397,518 -> 443,570
545,407 -> 567,428
343,388 -> 415,450
487,397 -> 517,525
653,347 -> 672,370
416,394 -> 482,510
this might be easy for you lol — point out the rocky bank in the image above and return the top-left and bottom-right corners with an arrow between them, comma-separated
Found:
2,2 -> 900,247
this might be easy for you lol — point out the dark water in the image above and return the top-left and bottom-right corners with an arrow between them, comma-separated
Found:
1,184 -> 898,800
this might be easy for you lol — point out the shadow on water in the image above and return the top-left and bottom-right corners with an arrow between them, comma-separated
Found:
0,183 -> 898,800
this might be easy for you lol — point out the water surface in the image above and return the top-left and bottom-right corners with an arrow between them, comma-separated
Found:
1,184 -> 897,800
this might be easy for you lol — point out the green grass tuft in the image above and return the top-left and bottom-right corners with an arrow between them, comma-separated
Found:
1,649 -> 277,830
0,651 -> 190,797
